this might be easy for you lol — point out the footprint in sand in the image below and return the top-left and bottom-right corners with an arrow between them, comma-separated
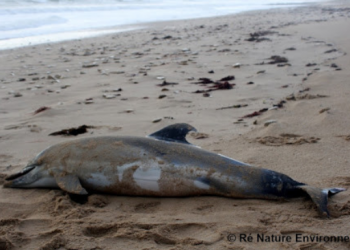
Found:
39,235 -> 66,250
83,221 -> 222,246
0,219 -> 35,249
157,223 -> 222,245
329,200 -> 350,217
4,123 -> 42,133
337,135 -> 350,141
196,204 -> 214,211
83,224 -> 116,238
331,176 -> 350,187
0,236 -> 13,250
87,194 -> 109,208
17,219 -> 52,237
11,219 -> 65,250
83,222 -> 155,239
134,201 -> 161,213
257,133 -> 320,146
0,218 -> 19,233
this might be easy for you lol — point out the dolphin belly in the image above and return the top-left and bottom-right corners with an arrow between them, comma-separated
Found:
22,177 -> 59,189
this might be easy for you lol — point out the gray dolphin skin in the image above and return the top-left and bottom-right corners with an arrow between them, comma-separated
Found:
3,123 -> 345,217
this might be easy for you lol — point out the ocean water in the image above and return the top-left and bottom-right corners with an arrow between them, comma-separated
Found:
0,0 -> 323,49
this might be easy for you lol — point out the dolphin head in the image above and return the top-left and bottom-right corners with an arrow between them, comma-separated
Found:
3,162 -> 57,189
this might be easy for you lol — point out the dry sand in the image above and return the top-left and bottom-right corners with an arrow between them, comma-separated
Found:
1,1 -> 350,249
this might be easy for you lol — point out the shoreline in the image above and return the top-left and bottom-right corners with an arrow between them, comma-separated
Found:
1,1 -> 350,249
0,26 -> 142,51
0,0 -> 332,51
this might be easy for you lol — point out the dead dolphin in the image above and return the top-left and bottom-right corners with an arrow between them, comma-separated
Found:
3,123 -> 345,217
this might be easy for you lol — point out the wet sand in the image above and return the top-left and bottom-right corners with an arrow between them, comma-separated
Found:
1,1 -> 350,249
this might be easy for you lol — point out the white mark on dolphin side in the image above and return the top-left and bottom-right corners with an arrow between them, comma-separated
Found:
117,161 -> 142,182
194,180 -> 210,190
133,167 -> 161,192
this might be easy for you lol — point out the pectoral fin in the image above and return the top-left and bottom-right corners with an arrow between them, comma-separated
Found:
297,185 -> 346,217
54,173 -> 88,195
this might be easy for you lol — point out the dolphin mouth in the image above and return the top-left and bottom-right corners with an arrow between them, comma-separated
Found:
4,165 -> 36,182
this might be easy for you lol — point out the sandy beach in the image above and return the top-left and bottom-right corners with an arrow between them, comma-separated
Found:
1,1 -> 350,249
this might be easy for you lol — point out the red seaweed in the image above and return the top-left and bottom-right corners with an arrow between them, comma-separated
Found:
33,106 -> 50,115
49,125 -> 95,136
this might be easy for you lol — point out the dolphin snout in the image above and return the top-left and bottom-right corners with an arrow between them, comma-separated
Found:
3,180 -> 13,188
3,164 -> 37,188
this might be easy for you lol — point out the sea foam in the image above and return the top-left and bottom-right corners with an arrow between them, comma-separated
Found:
0,0 -> 324,49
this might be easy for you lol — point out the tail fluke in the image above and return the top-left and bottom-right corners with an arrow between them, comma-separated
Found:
297,185 -> 346,217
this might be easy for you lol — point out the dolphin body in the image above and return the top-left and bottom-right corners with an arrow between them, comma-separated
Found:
3,123 -> 345,217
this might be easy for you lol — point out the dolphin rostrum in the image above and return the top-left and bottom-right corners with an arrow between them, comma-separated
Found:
3,123 -> 345,217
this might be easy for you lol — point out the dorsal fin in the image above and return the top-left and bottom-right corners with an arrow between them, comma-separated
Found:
148,123 -> 197,144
